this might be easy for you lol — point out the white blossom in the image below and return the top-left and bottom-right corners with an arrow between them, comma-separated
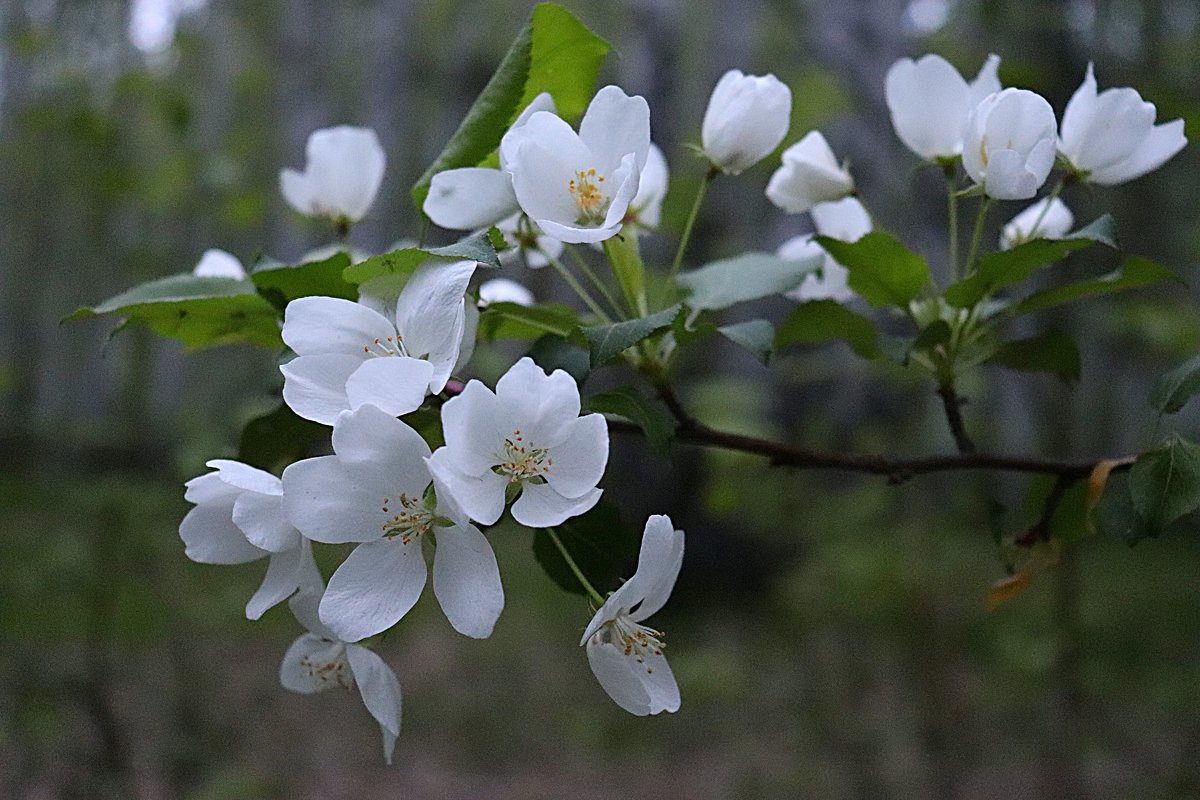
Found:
701,70 -> 792,175
192,249 -> 246,279
766,131 -> 854,215
478,278 -> 534,307
780,197 -> 872,303
626,143 -> 669,229
581,515 -> 684,716
962,88 -> 1057,200
999,197 -> 1074,250
494,213 -> 563,269
885,54 -> 1001,161
280,259 -> 476,424
280,126 -> 386,224
1058,63 -> 1187,186
427,357 -> 607,528
282,404 -> 503,642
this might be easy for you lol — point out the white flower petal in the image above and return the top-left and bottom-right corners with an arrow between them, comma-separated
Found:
578,85 -> 651,172
344,357 -> 435,418
967,54 -> 1002,105
280,353 -> 360,425
280,168 -> 314,216
701,70 -> 792,174
424,167 -> 518,230
282,296 -> 396,357
427,450 -> 509,526
246,539 -> 315,620
629,143 -> 668,228
438,380 -> 506,476
233,491 -> 299,552
629,515 -> 685,622
282,456 -> 392,544
183,471 -> 238,505
394,259 -> 476,392
1000,197 -> 1075,249
179,501 -> 265,565
478,278 -> 534,307
320,539 -> 428,642
301,126 -> 386,222
811,197 -> 872,242
432,522 -> 504,639
1088,118 -> 1186,185
511,483 -> 601,528
207,459 -> 282,496
495,357 -> 581,447
543,413 -> 608,499
585,640 -> 653,715
884,55 -> 971,160
193,249 -> 246,279
279,633 -> 343,693
346,643 -> 403,745
331,404 -> 432,483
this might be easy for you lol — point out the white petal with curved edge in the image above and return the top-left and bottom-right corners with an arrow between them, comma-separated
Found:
282,296 -> 396,357
884,55 -> 970,160
344,357 -> 434,418
639,648 -> 680,714
288,582 -> 337,640
233,491 -> 298,552
701,70 -> 791,175
280,353 -> 360,425
180,501 -> 265,564
599,153 -> 641,230
811,197 -> 872,242
193,249 -> 245,279
630,515 -> 685,622
495,357 -> 581,447
543,413 -> 608,499
280,168 -> 314,215
511,483 -> 601,528
967,54 -> 1002,105
282,456 -> 390,544
433,522 -> 504,638
303,126 -> 386,222
331,405 -> 432,494
981,148 -> 1039,200
346,644 -> 403,762
535,216 -> 622,245
479,278 -> 534,307
455,300 -> 479,373
438,380 -> 505,476
246,539 -> 314,620
279,633 -> 344,693
427,450 -> 509,526
321,539 -> 428,642
1000,197 -> 1074,249
586,641 -> 653,715
1090,119 -> 1186,185
208,459 -> 281,496
183,471 -> 238,505
509,139 -> 587,225
630,143 -> 668,227
424,168 -> 517,230
498,92 -> 558,171
578,85 -> 651,172
395,259 -> 476,392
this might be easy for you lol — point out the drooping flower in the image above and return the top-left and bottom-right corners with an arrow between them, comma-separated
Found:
779,197 -> 872,303
280,259 -> 476,424
625,143 -> 669,229
961,88 -> 1057,200
282,404 -> 503,642
502,85 -> 651,244
581,515 -> 684,716
999,197 -> 1074,250
765,131 -> 855,215
478,277 -> 534,307
885,54 -> 1001,161
280,126 -> 386,225
701,70 -> 792,175
1058,63 -> 1186,186
423,93 -> 557,231
427,357 -> 607,528
180,459 -> 317,620
280,585 -> 403,764
192,249 -> 246,279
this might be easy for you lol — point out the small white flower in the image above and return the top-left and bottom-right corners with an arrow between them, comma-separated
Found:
626,143 -> 669,229
1058,63 -> 1187,186
781,197 -> 872,303
192,249 -> 246,279
180,459 -> 316,620
999,197 -> 1074,250
581,515 -> 684,716
280,585 -> 403,764
282,404 -> 504,642
478,278 -> 534,307
280,126 -> 386,225
503,85 -> 651,244
766,131 -> 855,215
701,70 -> 792,175
427,357 -> 607,528
280,259 -> 476,425
424,93 -> 557,230
962,88 -> 1057,200
885,54 -> 1001,161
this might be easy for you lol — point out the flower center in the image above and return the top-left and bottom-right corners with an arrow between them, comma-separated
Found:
569,168 -> 609,226
362,334 -> 409,358
495,429 -> 552,483
380,492 -> 433,544
298,643 -> 352,690
602,615 -> 666,673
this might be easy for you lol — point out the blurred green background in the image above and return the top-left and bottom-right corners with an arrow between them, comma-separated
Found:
3,0 -> 1200,797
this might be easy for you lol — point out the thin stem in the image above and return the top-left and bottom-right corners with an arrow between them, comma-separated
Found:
545,526 -> 605,606
964,197 -> 992,275
945,166 -> 960,280
670,165 -> 718,278
565,245 -> 625,319
1028,177 -> 1065,237
936,383 -> 977,455
545,252 -> 612,323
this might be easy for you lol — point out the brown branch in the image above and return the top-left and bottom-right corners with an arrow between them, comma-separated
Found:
936,383 -> 976,455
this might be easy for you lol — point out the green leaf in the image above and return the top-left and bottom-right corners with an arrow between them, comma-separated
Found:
603,230 -> 647,316
1010,257 -> 1180,315
251,251 -> 356,310
584,386 -> 674,457
532,501 -> 639,596
677,252 -> 821,311
985,329 -> 1082,383
1095,473 -> 1160,545
580,305 -> 680,367
342,232 -> 501,286
718,319 -> 775,365
910,319 -> 952,358
944,215 -> 1117,308
477,302 -> 582,342
814,232 -> 930,308
1150,355 -> 1200,414
1129,435 -> 1200,529
410,3 -> 610,208
528,333 -> 591,384
775,299 -> 880,359
237,403 -> 328,472
66,274 -> 282,349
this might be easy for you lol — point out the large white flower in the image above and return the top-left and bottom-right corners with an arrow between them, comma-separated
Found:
701,69 -> 792,175
581,514 -> 684,716
280,126 -> 386,225
885,54 -> 1001,161
280,259 -> 476,425
180,459 -> 316,620
192,249 -> 246,279
1058,63 -> 1187,186
427,357 -> 607,528
423,93 -> 557,231
779,197 -> 872,303
765,131 -> 854,215
282,404 -> 503,642
999,197 -> 1074,250
502,85 -> 651,244
280,585 -> 403,764
962,88 -> 1057,200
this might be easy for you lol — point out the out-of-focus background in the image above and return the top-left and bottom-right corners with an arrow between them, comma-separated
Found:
3,0 -> 1200,797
